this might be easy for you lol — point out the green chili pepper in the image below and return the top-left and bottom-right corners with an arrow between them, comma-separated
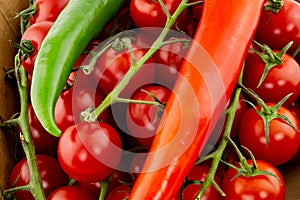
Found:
31,0 -> 126,137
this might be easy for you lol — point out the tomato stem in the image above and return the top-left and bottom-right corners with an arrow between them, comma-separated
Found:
2,50 -> 46,199
195,66 -> 246,199
158,0 -> 171,19
98,176 -> 112,200
265,0 -> 284,13
251,40 -> 293,88
186,0 -> 204,7
90,0 -> 189,119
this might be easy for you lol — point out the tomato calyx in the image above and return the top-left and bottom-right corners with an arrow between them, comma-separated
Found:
265,0 -> 284,13
240,84 -> 298,145
251,40 -> 293,87
10,40 -> 35,62
225,142 -> 282,185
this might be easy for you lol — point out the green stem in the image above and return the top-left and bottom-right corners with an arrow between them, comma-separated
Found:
4,52 -> 46,199
116,97 -> 164,107
98,176 -> 112,200
91,0 -> 189,119
196,67 -> 245,199
186,0 -> 204,7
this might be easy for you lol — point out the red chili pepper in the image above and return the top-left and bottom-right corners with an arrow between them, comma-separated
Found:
129,0 -> 264,199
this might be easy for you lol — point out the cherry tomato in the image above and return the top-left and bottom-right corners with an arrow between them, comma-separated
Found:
57,122 -> 122,182
153,37 -> 188,88
255,0 -> 300,54
129,150 -> 148,180
106,185 -> 131,200
47,186 -> 96,200
29,0 -> 69,25
238,103 -> 300,165
54,86 -> 108,132
175,165 -> 222,200
130,0 -> 183,28
74,170 -> 132,198
126,85 -> 171,149
93,43 -> 156,96
20,21 -> 53,74
73,181 -> 101,199
243,50 -> 300,105
222,160 -> 285,200
9,155 -> 69,200
97,6 -> 134,41
27,104 -> 58,156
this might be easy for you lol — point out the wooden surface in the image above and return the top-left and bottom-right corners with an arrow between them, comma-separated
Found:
0,0 -> 27,190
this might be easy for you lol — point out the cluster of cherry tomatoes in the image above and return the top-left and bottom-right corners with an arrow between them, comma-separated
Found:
7,0 -> 300,199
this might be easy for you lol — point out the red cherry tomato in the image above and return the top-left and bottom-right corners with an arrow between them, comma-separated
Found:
20,21 -> 53,74
126,85 -> 171,149
57,122 -> 122,182
153,37 -> 188,88
255,0 -> 300,54
97,6 -> 134,41
129,0 -> 183,28
175,165 -> 222,200
238,103 -> 300,165
106,185 -> 131,200
222,160 -> 285,200
10,155 -> 69,200
54,86 -> 108,132
27,104 -> 58,156
47,186 -> 96,200
243,50 -> 300,105
129,151 -> 148,180
29,0 -> 69,25
93,43 -> 156,96
74,170 -> 132,198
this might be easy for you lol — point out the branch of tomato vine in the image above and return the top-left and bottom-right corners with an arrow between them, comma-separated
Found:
194,65 -> 245,198
2,50 -> 46,199
193,64 -> 286,198
84,0 -> 190,121
239,83 -> 298,146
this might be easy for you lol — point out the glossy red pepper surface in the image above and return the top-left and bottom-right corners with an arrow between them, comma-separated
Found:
129,0 -> 264,199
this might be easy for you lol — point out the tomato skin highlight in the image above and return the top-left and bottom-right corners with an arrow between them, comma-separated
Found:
255,0 -> 300,54
130,0 -> 183,28
106,185 -> 131,200
54,86 -> 108,132
222,160 -> 285,200
175,165 -> 223,200
93,44 -> 155,96
243,50 -> 300,105
9,155 -> 69,200
238,103 -> 300,165
47,186 -> 96,200
126,85 -> 171,149
128,0 -> 265,199
28,104 -> 59,156
30,0 -> 69,25
57,122 -> 122,182
20,21 -> 53,74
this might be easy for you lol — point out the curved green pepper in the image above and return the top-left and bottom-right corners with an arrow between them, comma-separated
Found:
31,0 -> 126,136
